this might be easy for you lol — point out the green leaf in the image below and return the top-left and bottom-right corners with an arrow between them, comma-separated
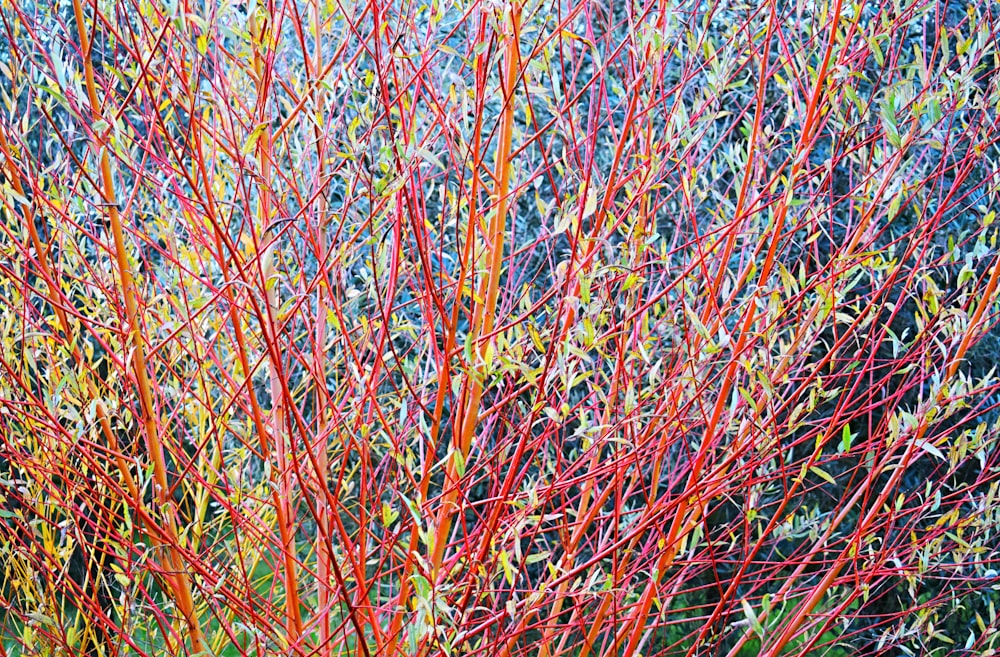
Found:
869,36 -> 884,66
51,41 -> 67,90
524,551 -> 551,565
410,574 -> 432,600
841,424 -> 853,453
741,598 -> 765,639
887,190 -> 902,221
381,502 -> 399,527
917,440 -> 945,461
927,97 -> 942,124
415,146 -> 444,170
810,466 -> 837,486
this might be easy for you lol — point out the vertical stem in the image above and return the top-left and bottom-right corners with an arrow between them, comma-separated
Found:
308,1 -> 335,654
429,2 -> 521,576
382,25 -> 491,654
249,9 -> 305,647
69,0 -> 205,651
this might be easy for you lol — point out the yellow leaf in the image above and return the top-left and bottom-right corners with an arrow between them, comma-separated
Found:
580,181 -> 598,220
500,549 -> 515,586
810,466 -> 836,486
242,122 -> 268,155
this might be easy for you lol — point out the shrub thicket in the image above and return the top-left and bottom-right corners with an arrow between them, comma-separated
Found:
3,0 -> 1000,655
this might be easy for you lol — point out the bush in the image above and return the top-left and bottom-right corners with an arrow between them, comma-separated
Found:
2,0 -> 1000,655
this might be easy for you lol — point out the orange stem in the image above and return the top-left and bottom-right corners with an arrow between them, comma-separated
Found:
70,0 -> 205,651
429,3 -> 522,576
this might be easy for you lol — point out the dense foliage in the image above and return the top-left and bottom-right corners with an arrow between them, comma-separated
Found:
3,0 -> 1000,655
